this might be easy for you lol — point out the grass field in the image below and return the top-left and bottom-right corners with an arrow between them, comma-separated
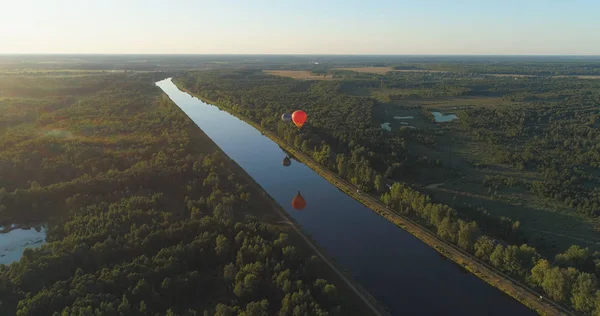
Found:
336,67 -> 446,74
487,74 -> 600,79
336,67 -> 394,74
414,132 -> 600,254
333,67 -> 600,79
402,97 -> 524,109
369,86 -> 600,254
263,70 -> 333,80
264,67 -> 447,78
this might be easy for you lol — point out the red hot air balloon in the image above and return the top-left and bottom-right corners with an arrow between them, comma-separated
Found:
292,110 -> 307,128
292,191 -> 306,210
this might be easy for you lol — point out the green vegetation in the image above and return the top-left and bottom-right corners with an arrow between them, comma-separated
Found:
176,65 -> 600,315
392,62 -> 600,76
0,72 -> 366,315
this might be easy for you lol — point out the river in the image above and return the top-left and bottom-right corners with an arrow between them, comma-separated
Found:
156,78 -> 536,316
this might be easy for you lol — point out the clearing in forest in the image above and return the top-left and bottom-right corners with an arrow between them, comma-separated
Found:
263,70 -> 333,80
336,67 -> 393,74
336,67 -> 446,74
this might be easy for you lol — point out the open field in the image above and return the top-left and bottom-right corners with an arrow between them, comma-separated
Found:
340,86 -> 524,109
347,71 -> 600,255
406,129 -> 600,254
402,97 -> 524,109
368,77 -> 600,256
334,66 -> 600,79
336,67 -> 446,74
263,70 -> 333,80
265,67 -> 599,81
487,73 -> 600,79
265,67 -> 447,78
336,67 -> 394,74
424,178 -> 600,254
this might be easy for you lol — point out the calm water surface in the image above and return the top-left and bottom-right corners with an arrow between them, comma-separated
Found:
432,112 -> 459,122
0,225 -> 46,265
157,78 -> 535,316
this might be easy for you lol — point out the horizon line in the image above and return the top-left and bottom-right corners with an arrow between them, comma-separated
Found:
1,53 -> 600,57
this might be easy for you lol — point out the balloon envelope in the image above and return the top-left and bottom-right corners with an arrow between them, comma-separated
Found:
292,192 -> 306,210
282,157 -> 291,167
281,113 -> 292,121
292,110 -> 307,128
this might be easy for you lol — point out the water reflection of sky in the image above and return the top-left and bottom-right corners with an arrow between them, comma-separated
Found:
0,225 -> 47,265
432,111 -> 459,122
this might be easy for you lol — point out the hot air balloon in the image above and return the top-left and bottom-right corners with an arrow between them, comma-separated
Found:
292,110 -> 307,128
281,113 -> 292,122
292,191 -> 306,210
282,156 -> 291,167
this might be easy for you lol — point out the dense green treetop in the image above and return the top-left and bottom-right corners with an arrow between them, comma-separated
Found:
0,73 -> 355,316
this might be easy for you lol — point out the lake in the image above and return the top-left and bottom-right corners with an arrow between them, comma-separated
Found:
0,225 -> 46,265
432,111 -> 458,122
380,122 -> 391,131
157,78 -> 536,316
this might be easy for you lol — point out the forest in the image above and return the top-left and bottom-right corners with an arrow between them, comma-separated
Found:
0,72 -> 363,315
176,66 -> 600,315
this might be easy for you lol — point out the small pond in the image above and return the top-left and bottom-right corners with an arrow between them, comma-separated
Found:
432,111 -> 458,122
0,225 -> 47,265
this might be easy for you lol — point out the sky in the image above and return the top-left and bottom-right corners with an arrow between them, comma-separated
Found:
1,0 -> 599,55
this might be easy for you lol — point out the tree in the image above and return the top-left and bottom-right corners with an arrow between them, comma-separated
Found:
117,296 -> 131,315
457,221 -> 480,252
570,272 -> 598,314
374,175 -> 385,193
474,236 -> 496,261
555,245 -> 591,271
541,267 -> 570,302
437,217 -> 458,243
490,244 -> 505,268
529,257 -> 550,287
139,301 -> 147,314
224,263 -> 237,281
214,304 -> 236,316
216,234 -> 231,256
336,155 -> 348,177
239,300 -> 269,316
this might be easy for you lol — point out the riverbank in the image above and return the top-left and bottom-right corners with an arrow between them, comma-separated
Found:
172,78 -> 568,316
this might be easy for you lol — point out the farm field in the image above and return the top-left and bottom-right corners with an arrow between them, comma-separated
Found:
263,69 -> 333,80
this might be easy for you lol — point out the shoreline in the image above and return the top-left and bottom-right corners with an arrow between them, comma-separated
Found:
172,78 -> 570,316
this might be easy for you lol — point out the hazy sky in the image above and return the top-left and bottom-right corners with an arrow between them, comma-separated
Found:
2,0 -> 599,55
